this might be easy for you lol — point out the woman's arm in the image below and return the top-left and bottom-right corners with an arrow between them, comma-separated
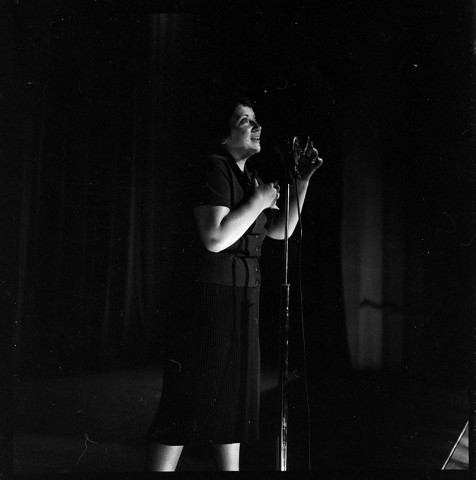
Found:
267,138 -> 323,240
194,180 -> 278,253
266,179 -> 310,240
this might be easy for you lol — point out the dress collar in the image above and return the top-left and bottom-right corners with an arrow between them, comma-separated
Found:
217,146 -> 253,191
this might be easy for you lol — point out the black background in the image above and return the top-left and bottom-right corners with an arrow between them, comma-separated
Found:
4,1 -> 472,387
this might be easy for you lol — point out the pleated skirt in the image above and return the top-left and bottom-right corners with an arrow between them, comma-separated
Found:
147,283 -> 260,445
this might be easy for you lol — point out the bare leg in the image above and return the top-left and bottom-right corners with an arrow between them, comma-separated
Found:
212,443 -> 240,471
145,443 -> 184,472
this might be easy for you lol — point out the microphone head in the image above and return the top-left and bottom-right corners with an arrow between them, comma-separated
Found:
292,136 -> 301,164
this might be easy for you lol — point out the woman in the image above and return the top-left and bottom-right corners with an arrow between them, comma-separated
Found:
146,92 -> 322,471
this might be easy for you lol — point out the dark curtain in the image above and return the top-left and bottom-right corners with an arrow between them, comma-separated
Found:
10,9 -> 202,376
9,6 -> 352,379
8,3 -> 471,385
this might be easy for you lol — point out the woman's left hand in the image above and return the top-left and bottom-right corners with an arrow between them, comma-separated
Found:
296,137 -> 323,181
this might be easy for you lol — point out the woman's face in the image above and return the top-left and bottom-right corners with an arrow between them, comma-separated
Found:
222,104 -> 261,161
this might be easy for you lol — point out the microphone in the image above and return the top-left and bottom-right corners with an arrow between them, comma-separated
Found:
292,136 -> 302,167
272,136 -> 301,181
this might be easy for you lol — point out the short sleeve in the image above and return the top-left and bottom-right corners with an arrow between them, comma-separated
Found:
195,155 -> 232,208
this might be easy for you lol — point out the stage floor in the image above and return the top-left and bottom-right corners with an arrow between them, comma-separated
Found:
13,365 -> 468,473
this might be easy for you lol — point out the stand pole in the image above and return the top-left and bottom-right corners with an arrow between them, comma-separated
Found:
469,21 -> 476,476
276,181 -> 291,471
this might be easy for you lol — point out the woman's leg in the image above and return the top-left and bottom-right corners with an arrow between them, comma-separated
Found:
145,443 -> 184,471
212,443 -> 240,471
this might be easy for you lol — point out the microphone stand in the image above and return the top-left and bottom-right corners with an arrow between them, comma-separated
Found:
276,139 -> 299,471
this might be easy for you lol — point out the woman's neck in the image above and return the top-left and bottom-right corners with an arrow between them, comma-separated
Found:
222,145 -> 249,171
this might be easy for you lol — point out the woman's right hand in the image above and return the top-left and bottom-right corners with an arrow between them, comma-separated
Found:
195,179 -> 279,253
252,178 -> 280,210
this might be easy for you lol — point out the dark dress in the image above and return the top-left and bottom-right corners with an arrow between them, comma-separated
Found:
147,149 -> 270,445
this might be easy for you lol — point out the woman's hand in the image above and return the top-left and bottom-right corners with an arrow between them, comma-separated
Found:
194,178 -> 279,253
296,137 -> 323,181
252,178 -> 280,210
